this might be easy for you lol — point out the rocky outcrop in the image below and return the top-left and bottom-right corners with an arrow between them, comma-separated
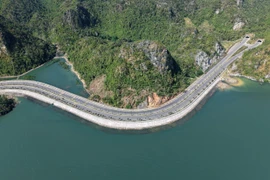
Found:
265,74 -> 270,79
210,42 -> 226,64
233,18 -> 245,30
236,0 -> 244,7
137,93 -> 170,109
0,33 -> 9,55
136,40 -> 179,73
195,51 -> 210,72
120,40 -> 180,73
137,99 -> 148,109
63,6 -> 97,29
196,42 -> 225,72
215,42 -> 225,56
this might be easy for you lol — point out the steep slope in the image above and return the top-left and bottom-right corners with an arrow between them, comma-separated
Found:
0,16 -> 56,75
0,0 -> 269,107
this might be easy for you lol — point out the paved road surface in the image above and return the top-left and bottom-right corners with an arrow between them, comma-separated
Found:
0,37 -> 262,130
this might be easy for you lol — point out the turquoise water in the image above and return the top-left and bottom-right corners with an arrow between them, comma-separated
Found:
1,60 -> 270,179
20,58 -> 89,97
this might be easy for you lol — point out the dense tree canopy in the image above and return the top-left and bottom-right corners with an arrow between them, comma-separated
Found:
0,0 -> 269,107
0,95 -> 15,116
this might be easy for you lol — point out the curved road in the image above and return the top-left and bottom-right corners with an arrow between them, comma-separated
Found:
0,37 -> 262,130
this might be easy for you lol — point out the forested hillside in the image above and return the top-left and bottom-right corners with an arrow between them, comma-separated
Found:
0,0 -> 269,107
0,15 -> 56,76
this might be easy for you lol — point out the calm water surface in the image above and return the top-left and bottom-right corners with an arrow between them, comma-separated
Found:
0,59 -> 270,180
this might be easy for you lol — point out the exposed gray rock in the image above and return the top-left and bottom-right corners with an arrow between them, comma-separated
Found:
0,30 -> 16,53
210,42 -> 226,64
196,42 -> 226,72
0,44 -> 8,55
140,62 -> 148,71
195,51 -> 210,72
265,74 -> 270,79
254,64 -> 259,69
231,63 -> 238,71
137,99 -> 148,109
233,18 -> 245,30
0,33 -> 8,55
215,42 -> 225,56
236,0 -> 244,7
120,40 -> 180,73
136,40 -> 178,72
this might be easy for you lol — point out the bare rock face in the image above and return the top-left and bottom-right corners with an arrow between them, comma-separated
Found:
210,42 -> 226,64
196,42 -> 225,72
195,51 -> 210,72
231,63 -> 238,72
233,18 -> 245,30
236,0 -> 244,7
137,99 -> 148,109
215,42 -> 225,56
63,6 -> 97,29
265,74 -> 270,79
120,40 -> 180,73
136,40 -> 179,73
0,33 -> 8,55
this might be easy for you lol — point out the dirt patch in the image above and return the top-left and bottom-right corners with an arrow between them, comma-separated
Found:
216,82 -> 232,90
121,89 -> 149,108
88,75 -> 113,98
225,76 -> 244,87
147,93 -> 170,108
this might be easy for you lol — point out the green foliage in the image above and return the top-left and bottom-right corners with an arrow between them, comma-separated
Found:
20,75 -> 36,80
0,95 -> 15,116
0,16 -> 56,76
1,0 -> 270,106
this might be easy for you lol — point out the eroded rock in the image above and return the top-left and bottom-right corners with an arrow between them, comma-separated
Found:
120,40 -> 180,73
196,42 -> 226,72
233,18 -> 245,30
195,51 -> 210,72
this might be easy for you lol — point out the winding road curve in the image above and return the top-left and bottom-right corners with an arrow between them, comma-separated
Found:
0,37 -> 262,130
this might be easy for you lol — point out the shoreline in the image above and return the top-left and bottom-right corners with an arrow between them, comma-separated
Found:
0,77 -> 220,130
217,75 -> 244,90
230,73 -> 257,82
57,55 -> 89,92
0,95 -> 17,116
0,63 -> 45,80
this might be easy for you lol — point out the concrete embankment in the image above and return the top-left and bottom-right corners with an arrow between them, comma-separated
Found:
0,77 -> 220,130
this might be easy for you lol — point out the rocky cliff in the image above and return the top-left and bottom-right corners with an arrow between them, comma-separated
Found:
195,42 -> 225,72
120,40 -> 180,74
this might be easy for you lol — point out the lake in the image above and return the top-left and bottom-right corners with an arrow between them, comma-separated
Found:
0,59 -> 270,180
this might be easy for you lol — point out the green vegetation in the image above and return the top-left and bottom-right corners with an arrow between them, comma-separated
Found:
59,61 -> 70,70
0,0 -> 269,107
20,75 -> 36,80
0,16 -> 56,76
233,46 -> 248,56
0,95 -> 16,116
